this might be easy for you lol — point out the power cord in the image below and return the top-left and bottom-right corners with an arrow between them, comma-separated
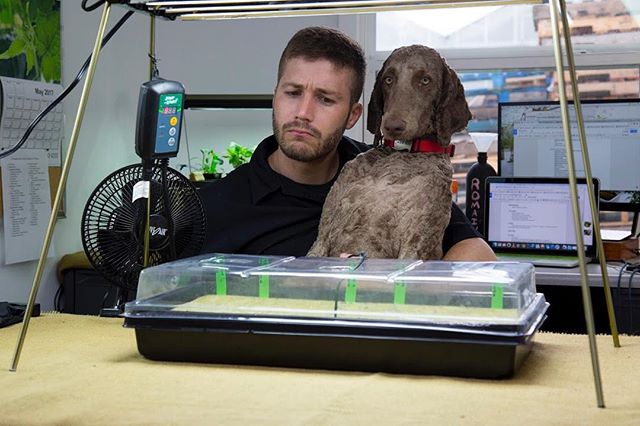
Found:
348,251 -> 367,269
0,10 -> 135,160
159,158 -> 177,260
615,261 -> 629,309
53,284 -> 64,312
149,53 -> 160,80
101,286 -> 114,310
627,268 -> 638,334
615,260 -> 640,334
81,0 -> 106,12
182,113 -> 193,175
333,252 -> 368,315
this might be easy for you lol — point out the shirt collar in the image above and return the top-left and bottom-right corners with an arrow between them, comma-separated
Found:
249,135 -> 364,204
249,136 -> 280,204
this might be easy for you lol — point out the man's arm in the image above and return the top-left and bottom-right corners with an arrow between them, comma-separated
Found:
443,237 -> 497,261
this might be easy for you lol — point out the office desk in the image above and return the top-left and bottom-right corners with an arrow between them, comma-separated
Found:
534,264 -> 640,334
1,314 -> 639,424
536,263 -> 638,288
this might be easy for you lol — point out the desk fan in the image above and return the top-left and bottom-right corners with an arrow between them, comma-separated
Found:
81,79 -> 206,315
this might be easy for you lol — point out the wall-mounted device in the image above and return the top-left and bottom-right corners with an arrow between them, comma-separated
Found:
135,79 -> 185,160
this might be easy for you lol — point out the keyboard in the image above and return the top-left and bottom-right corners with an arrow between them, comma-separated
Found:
496,253 -> 587,268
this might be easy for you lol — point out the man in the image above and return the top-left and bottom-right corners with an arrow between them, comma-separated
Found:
199,26 -> 495,261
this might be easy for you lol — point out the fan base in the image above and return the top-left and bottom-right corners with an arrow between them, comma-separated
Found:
99,307 -> 123,318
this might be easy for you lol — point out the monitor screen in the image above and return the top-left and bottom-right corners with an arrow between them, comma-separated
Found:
497,99 -> 640,211
485,177 -> 598,257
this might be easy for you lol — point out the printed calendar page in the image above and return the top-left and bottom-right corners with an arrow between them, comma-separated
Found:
0,76 -> 63,166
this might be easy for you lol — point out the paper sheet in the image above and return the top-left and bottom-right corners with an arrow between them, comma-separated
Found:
1,149 -> 54,265
600,229 -> 632,241
0,76 -> 62,166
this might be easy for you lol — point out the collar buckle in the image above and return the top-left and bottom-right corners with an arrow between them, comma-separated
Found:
383,138 -> 454,157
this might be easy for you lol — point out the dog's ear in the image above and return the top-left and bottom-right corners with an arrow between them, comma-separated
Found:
434,62 -> 472,147
367,67 -> 386,147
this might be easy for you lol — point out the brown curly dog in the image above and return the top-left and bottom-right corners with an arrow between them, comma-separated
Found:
308,45 -> 471,260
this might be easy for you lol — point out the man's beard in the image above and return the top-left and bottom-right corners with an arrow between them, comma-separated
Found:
273,115 -> 347,162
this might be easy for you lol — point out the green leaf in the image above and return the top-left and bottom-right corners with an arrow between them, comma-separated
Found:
225,142 -> 253,168
31,0 -> 57,17
0,37 -> 25,60
0,0 -> 16,25
40,52 -> 59,82
34,10 -> 59,51
200,149 -> 224,173
13,11 -> 23,29
34,11 -> 60,81
25,47 -> 36,73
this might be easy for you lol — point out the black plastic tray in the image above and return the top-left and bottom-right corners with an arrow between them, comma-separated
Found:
124,304 -> 547,379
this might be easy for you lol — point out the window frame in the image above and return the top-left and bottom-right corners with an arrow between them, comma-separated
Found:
356,12 -> 640,143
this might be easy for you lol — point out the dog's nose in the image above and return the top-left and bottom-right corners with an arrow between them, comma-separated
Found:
383,119 -> 406,136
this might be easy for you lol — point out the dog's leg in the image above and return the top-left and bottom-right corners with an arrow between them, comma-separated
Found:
307,160 -> 360,257
398,161 -> 453,260
401,211 -> 450,260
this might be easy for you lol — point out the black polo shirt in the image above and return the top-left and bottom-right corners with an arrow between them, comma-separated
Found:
199,135 -> 479,257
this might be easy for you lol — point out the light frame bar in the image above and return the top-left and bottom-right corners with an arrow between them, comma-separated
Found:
122,0 -> 543,20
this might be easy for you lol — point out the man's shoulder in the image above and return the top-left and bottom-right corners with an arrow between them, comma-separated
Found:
198,164 -> 251,197
340,136 -> 372,161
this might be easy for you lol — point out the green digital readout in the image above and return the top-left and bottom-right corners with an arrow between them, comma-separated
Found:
158,93 -> 183,114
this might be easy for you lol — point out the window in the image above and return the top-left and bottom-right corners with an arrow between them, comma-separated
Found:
375,0 -> 640,55
365,0 -> 640,230
457,68 -> 640,229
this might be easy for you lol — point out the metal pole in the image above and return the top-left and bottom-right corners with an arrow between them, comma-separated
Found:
143,15 -> 156,268
549,0 -> 605,408
10,2 -> 112,372
149,15 -> 156,80
557,0 -> 620,348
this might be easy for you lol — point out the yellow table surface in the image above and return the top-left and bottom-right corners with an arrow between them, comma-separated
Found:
1,313 -> 639,425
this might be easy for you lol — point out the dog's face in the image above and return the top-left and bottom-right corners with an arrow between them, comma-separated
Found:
377,47 -> 443,142
367,45 -> 471,147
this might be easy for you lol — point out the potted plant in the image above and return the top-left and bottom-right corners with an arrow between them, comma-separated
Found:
225,142 -> 254,169
183,148 -> 224,182
200,148 -> 224,179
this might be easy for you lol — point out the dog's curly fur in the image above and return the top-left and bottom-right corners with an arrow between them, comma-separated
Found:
308,45 -> 471,259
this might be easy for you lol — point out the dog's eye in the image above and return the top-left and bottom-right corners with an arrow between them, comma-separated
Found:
384,76 -> 394,85
420,77 -> 431,85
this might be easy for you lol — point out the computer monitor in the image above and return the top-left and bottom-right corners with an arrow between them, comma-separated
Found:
497,99 -> 640,212
484,177 -> 599,259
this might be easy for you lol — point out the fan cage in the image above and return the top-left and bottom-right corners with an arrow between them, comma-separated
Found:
81,164 -> 206,290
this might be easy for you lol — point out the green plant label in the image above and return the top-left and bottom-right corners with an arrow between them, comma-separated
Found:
258,258 -> 270,298
394,281 -> 406,305
345,279 -> 357,303
258,275 -> 269,298
491,284 -> 504,309
215,270 -> 227,296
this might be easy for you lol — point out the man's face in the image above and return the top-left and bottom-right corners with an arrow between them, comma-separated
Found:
273,57 -> 362,162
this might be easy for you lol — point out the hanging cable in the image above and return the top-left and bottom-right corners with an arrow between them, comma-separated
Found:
148,53 -> 160,80
0,10 -> 135,160
159,158 -> 177,260
81,0 -> 107,12
628,268 -> 638,333
182,113 -> 193,175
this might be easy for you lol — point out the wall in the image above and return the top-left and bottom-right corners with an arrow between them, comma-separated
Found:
0,3 -> 363,310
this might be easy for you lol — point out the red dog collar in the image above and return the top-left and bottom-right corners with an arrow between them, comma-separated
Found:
383,138 -> 455,156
